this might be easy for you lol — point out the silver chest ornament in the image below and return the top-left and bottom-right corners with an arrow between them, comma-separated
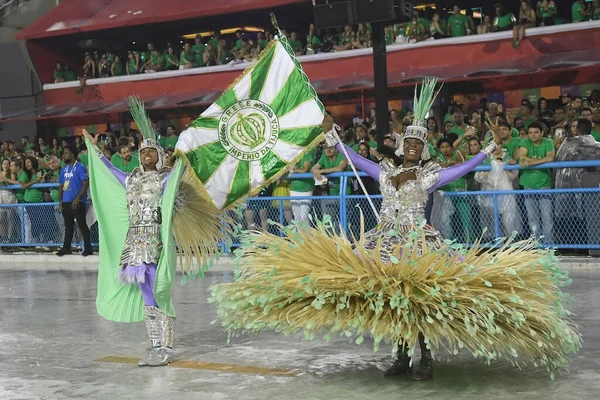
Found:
378,160 -> 441,227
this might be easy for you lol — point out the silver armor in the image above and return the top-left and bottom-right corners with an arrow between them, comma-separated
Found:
119,169 -> 170,271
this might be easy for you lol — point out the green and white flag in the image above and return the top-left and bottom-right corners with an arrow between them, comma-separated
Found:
176,38 -> 324,210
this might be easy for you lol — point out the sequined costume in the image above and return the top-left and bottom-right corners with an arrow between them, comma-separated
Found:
210,80 -> 579,378
363,160 -> 444,262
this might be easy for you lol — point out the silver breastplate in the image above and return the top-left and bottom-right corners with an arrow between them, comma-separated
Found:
126,170 -> 165,227
379,160 -> 440,227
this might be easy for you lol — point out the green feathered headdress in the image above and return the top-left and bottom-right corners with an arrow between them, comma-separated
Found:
127,96 -> 167,171
399,78 -> 443,161
412,77 -> 442,124
127,96 -> 157,141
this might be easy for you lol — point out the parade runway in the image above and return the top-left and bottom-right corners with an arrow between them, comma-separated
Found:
0,265 -> 599,400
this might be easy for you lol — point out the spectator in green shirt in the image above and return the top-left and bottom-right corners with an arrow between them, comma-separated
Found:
164,46 -> 180,71
54,63 -> 65,83
112,144 -> 139,173
159,125 -> 179,150
77,144 -> 89,168
497,120 -> 521,162
494,4 -> 516,31
580,106 -> 593,122
447,5 -> 469,37
286,149 -> 315,225
591,107 -> 600,141
37,137 -> 50,155
537,0 -> 557,26
21,156 -> 45,243
257,31 -> 269,50
436,137 -> 472,242
192,34 -> 206,67
208,32 -> 220,50
518,121 -> 555,244
63,64 -> 77,81
235,30 -> 244,49
311,145 -> 348,227
518,99 -> 536,128
111,55 -> 125,76
151,49 -> 165,71
572,0 -> 588,22
351,124 -> 377,151
306,24 -> 321,53
289,32 -> 303,56
47,156 -> 61,203
21,136 -> 34,153
179,43 -> 195,69
449,110 -> 467,137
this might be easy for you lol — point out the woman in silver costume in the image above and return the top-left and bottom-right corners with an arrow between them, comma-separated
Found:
210,80 -> 579,381
322,112 -> 498,380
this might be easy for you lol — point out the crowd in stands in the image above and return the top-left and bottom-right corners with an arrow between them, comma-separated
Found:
1,90 -> 600,248
52,1 -> 600,83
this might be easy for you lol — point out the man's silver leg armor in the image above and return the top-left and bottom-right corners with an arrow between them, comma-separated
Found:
139,306 -> 163,366
143,306 -> 175,367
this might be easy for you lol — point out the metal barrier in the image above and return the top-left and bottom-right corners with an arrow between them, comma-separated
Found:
1,160 -> 599,250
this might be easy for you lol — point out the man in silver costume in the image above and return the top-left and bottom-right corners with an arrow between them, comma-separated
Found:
84,128 -> 175,367
554,118 -> 600,247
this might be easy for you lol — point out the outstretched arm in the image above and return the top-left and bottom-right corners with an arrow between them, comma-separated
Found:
83,130 -> 127,187
322,114 -> 380,181
335,143 -> 381,181
428,142 -> 496,194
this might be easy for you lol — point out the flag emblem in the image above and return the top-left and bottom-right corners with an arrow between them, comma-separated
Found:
220,100 -> 280,161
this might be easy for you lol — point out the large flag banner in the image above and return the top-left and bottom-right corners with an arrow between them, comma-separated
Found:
176,38 -> 324,210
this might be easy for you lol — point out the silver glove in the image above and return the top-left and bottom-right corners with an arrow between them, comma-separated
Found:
482,141 -> 498,156
324,128 -> 340,147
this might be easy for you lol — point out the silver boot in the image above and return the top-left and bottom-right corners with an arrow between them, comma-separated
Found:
139,306 -> 162,366
147,307 -> 175,367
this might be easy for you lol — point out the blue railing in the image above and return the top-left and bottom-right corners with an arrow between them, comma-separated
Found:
1,160 -> 599,250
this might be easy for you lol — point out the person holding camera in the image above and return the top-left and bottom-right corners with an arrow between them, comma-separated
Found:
56,145 -> 92,256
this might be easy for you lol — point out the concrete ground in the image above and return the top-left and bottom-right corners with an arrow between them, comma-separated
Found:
0,258 -> 598,400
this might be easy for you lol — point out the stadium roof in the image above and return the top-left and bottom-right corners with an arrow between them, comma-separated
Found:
17,0 -> 309,40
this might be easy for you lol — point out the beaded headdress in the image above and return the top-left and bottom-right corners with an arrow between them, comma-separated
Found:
396,78 -> 442,161
128,96 -> 166,171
